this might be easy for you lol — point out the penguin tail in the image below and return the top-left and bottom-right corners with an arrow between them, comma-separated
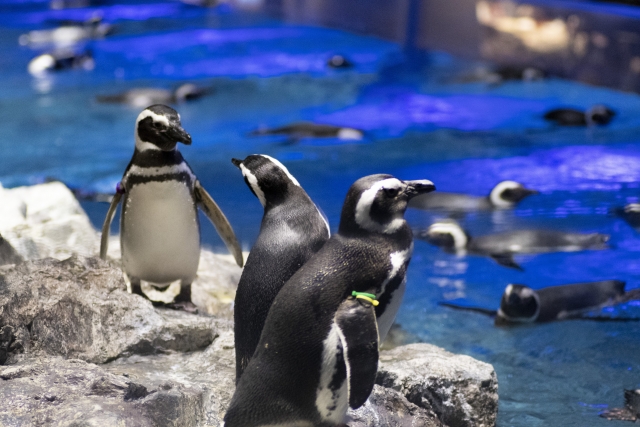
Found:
490,254 -> 523,271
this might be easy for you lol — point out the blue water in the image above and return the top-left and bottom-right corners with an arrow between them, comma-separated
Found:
1,2 -> 640,425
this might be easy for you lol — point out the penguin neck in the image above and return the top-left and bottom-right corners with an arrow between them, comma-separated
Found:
263,183 -> 307,212
338,213 -> 410,240
131,148 -> 185,168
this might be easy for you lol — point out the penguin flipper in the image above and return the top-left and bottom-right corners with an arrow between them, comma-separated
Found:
194,181 -> 244,267
335,297 -> 379,409
99,191 -> 122,260
490,254 -> 523,271
438,301 -> 498,317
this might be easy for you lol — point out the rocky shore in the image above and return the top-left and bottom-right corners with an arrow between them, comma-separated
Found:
0,182 -> 498,427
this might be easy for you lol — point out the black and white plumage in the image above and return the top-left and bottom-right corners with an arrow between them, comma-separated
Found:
223,174 -> 435,427
231,154 -> 330,382
543,104 -> 615,126
420,220 -> 609,270
496,281 -> 636,325
614,203 -> 640,230
251,121 -> 364,142
601,389 -> 640,421
28,49 -> 94,75
409,180 -> 537,212
96,84 -> 211,108
100,104 -> 243,310
19,15 -> 112,48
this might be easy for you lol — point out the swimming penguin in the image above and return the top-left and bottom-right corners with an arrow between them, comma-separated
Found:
28,49 -> 94,76
327,54 -> 353,69
614,203 -> 640,230
440,280 -> 640,325
99,104 -> 243,311
96,84 -> 211,108
19,15 -> 112,48
223,174 -> 435,427
231,154 -> 330,382
419,219 -> 609,269
408,180 -> 538,212
251,121 -> 364,142
543,104 -> 615,126
601,389 -> 640,421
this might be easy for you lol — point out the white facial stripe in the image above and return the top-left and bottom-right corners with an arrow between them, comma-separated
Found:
355,178 -> 404,234
316,322 -> 348,423
428,222 -> 468,249
134,109 -> 173,151
239,164 -> 266,207
259,155 -> 300,187
337,128 -> 363,141
505,284 -> 514,296
490,180 -> 523,208
625,203 -> 640,213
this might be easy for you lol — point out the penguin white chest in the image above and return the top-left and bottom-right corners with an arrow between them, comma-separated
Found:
121,180 -> 200,284
376,245 -> 413,341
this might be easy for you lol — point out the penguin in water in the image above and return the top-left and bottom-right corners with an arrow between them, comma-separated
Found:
440,280 -> 640,325
19,15 -> 112,48
327,54 -> 353,69
96,84 -> 211,108
224,174 -> 436,427
28,49 -> 94,76
544,104 -> 615,126
601,389 -> 640,422
409,180 -> 538,212
419,219 -> 609,270
99,105 -> 243,312
251,121 -> 364,142
231,154 -> 330,382
614,203 -> 640,230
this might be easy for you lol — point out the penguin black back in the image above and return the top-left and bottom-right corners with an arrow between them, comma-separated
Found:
232,154 -> 330,382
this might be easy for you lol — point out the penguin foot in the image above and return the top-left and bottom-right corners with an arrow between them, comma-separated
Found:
599,407 -> 637,421
166,301 -> 199,314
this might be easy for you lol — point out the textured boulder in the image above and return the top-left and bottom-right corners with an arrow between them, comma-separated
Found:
0,234 -> 22,267
0,256 -> 220,364
0,182 -> 99,261
348,385 -> 443,427
377,343 -> 499,427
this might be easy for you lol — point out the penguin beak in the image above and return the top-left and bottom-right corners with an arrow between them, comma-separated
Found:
167,124 -> 192,146
403,180 -> 436,199
231,158 -> 243,168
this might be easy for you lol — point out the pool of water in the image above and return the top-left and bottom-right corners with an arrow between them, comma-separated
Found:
1,2 -> 640,425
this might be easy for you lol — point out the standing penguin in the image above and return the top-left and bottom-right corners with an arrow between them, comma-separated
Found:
100,104 -> 243,311
224,174 -> 435,427
231,154 -> 330,382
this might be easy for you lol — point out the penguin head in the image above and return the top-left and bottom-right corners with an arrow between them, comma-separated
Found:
586,104 -> 615,126
231,155 -> 301,207
489,181 -> 538,208
174,83 -> 209,102
421,219 -> 469,250
339,174 -> 435,235
497,284 -> 540,324
135,104 -> 192,152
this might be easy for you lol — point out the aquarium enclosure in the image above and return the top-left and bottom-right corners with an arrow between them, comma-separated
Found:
1,0 -> 640,425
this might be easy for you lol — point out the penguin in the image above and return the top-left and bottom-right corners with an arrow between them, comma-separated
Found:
223,174 -> 435,427
231,154 -> 330,382
543,104 -> 615,126
601,389 -> 640,421
327,54 -> 353,69
614,203 -> 640,230
99,104 -> 243,312
19,15 -> 112,47
408,180 -> 538,212
96,84 -> 211,108
439,280 -> 640,325
250,121 -> 364,142
419,219 -> 610,270
28,49 -> 94,76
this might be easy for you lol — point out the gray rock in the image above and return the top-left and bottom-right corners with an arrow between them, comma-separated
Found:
0,255 -> 220,364
0,234 -> 22,267
348,385 -> 443,427
377,343 -> 498,427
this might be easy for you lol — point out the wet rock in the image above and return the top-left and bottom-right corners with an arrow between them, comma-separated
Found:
0,234 -> 22,266
0,255 -> 220,364
347,385 -> 443,427
377,343 -> 499,427
0,182 -> 99,261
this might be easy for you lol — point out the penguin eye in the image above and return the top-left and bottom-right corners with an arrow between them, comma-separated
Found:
383,187 -> 400,198
152,121 -> 164,130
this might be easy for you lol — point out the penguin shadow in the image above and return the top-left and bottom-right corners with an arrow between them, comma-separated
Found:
440,281 -> 640,326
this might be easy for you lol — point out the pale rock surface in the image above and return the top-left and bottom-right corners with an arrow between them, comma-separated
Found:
377,343 -> 499,427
